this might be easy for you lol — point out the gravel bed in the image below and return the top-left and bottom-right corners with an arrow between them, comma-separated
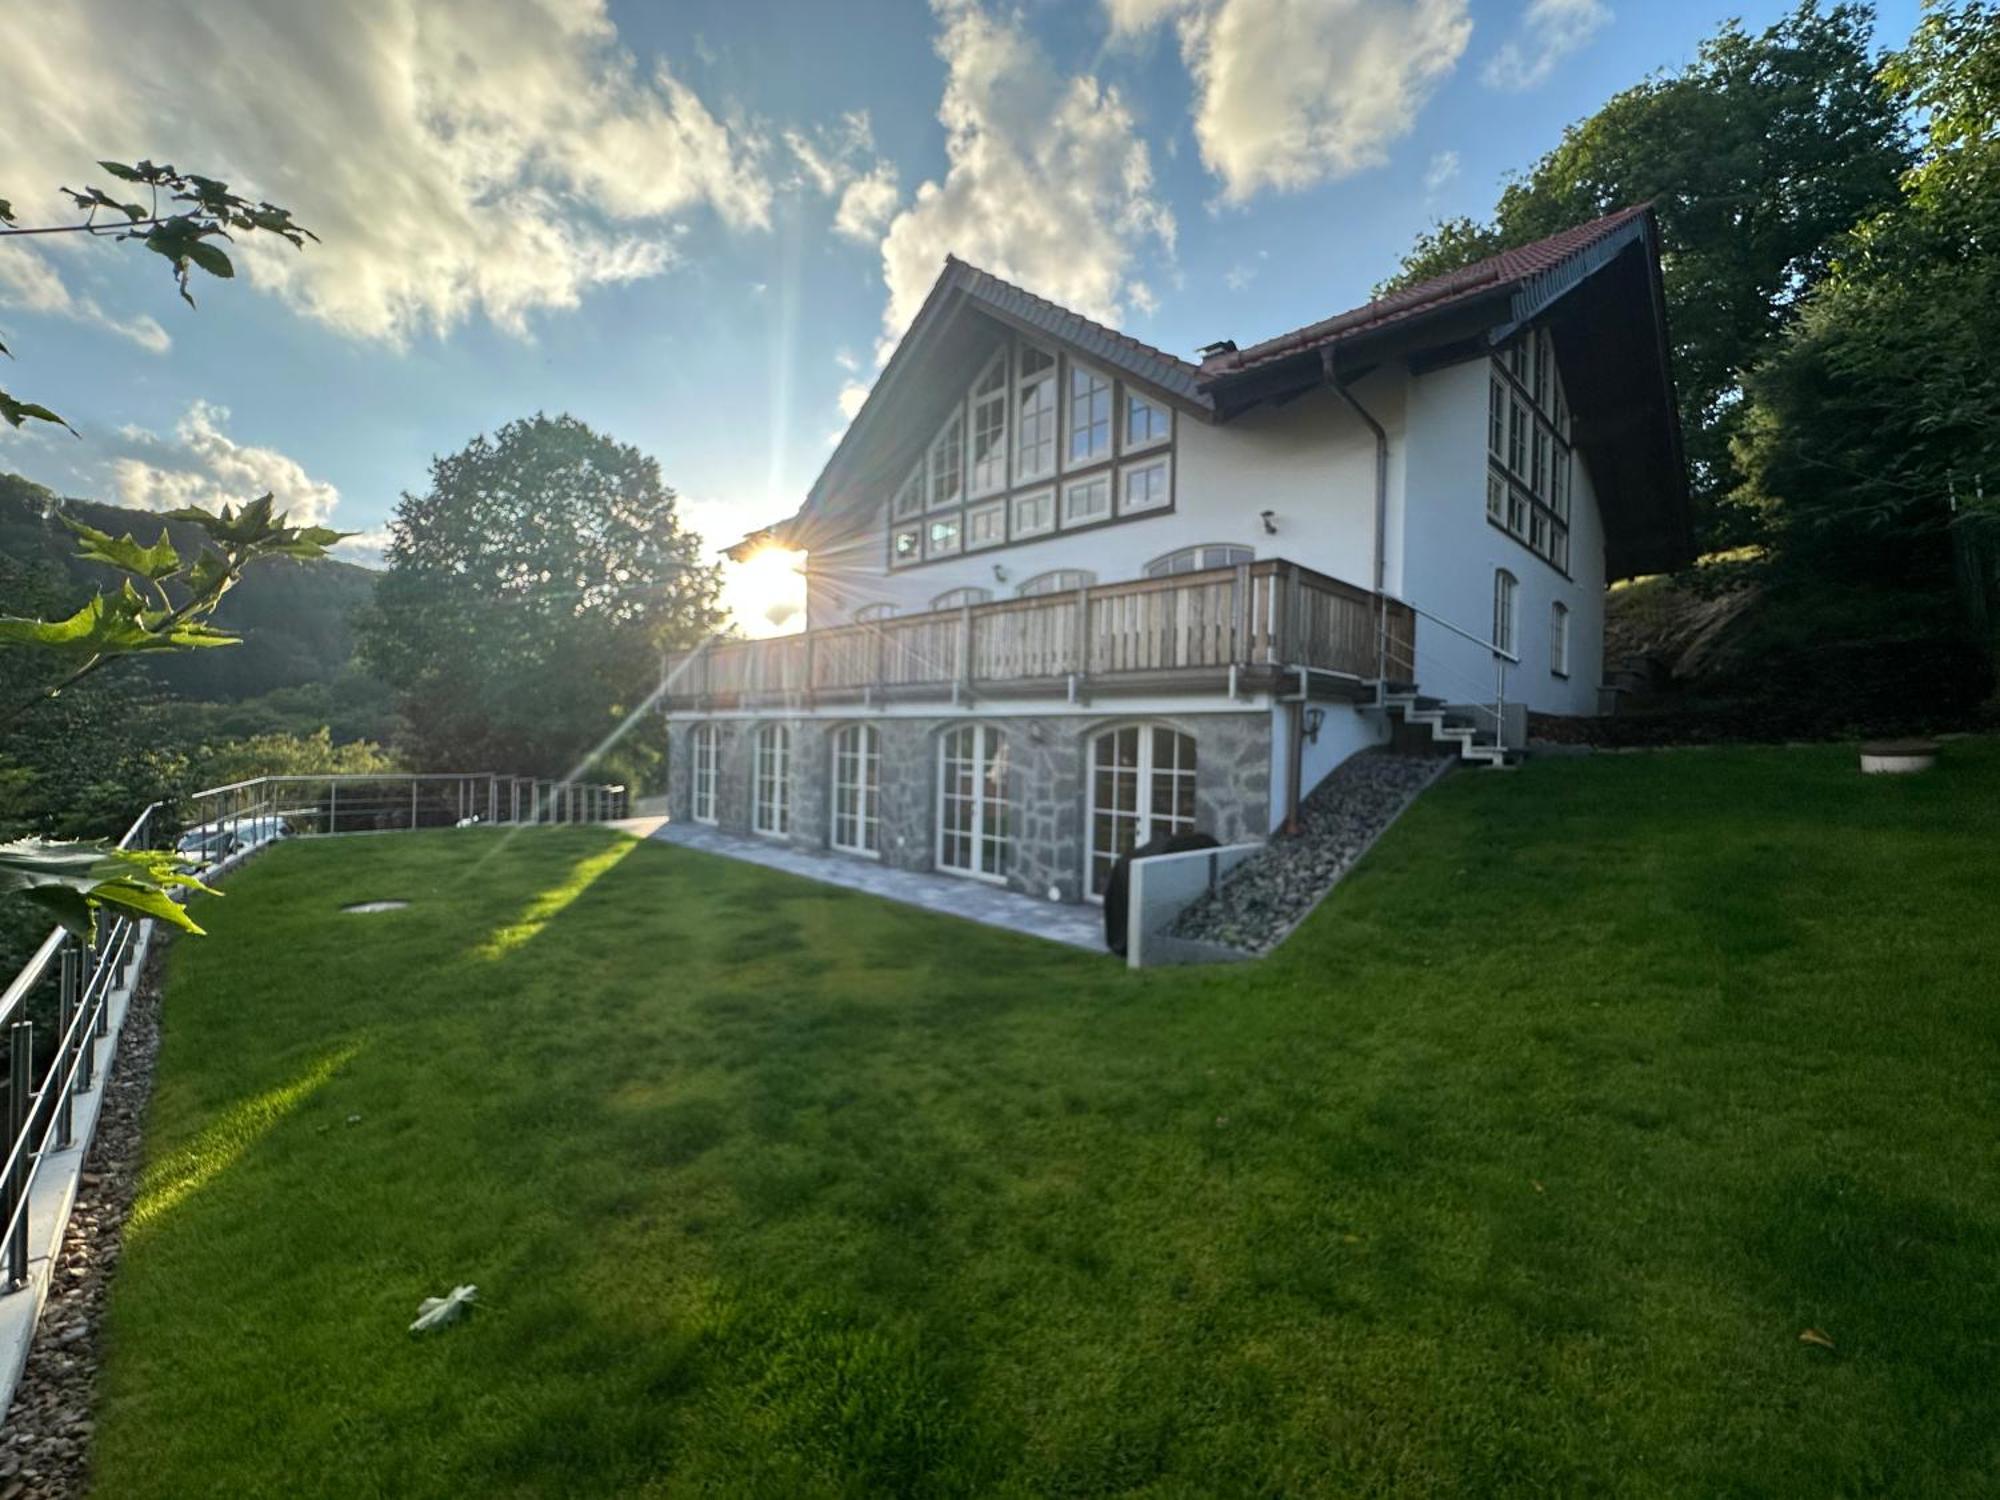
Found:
1169,750 -> 1450,955
0,943 -> 168,1500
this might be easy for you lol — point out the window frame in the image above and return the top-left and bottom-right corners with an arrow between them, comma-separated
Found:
1486,330 -> 1575,578
1063,361 -> 1114,471
752,722 -> 791,838
931,586 -> 992,610
829,723 -> 882,858
1144,543 -> 1253,578
1016,568 -> 1095,597
1492,570 -> 1518,660
963,497 -> 1006,551
1118,452 -> 1172,517
936,724 -> 1013,885
854,602 -> 900,623
1011,486 -> 1055,539
1015,344 -> 1058,485
691,723 -> 718,825
967,348 -> 1009,497
1550,600 -> 1570,679
1086,724 -> 1199,900
1124,390 -> 1171,452
1061,471 -> 1113,529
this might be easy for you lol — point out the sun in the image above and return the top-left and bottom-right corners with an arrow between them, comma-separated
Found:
720,545 -> 807,638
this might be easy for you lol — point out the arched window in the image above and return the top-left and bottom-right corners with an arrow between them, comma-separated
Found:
752,723 -> 791,837
854,603 -> 899,623
1492,570 -> 1518,657
937,725 -> 1012,882
691,723 -> 719,825
1144,544 -> 1252,578
830,724 -> 881,856
1016,568 -> 1095,598
931,586 -> 991,611
1087,725 -> 1197,897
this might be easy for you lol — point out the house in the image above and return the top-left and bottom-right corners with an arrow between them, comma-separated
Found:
660,205 -> 1690,906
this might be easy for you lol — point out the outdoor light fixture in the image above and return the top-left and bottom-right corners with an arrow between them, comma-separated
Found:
1304,707 -> 1325,743
1260,509 -> 1278,534
993,563 -> 1010,583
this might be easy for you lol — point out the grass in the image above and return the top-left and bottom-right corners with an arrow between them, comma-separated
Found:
91,740 -> 2000,1497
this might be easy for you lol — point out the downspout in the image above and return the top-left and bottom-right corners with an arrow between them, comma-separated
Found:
1322,348 -> 1391,682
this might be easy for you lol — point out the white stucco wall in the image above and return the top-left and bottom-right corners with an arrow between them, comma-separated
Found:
804,370 -> 1401,627
799,346 -> 1608,718
1394,357 -> 1607,718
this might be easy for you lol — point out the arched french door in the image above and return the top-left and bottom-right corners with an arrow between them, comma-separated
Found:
1087,725 -> 1197,897
830,724 -> 881,856
936,725 -> 1012,882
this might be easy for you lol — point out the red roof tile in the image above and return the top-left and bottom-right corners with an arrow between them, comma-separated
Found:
1199,204 -> 1655,379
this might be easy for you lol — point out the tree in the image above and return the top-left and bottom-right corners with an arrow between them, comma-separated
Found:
358,415 -> 723,783
1734,2 -> 2000,635
0,157 -> 332,938
1383,3 -> 1912,545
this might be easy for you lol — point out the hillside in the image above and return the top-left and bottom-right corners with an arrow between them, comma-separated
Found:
0,472 -> 378,702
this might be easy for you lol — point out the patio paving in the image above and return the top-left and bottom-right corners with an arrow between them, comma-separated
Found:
644,821 -> 1108,952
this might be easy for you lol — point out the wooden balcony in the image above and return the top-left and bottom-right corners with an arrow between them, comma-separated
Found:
662,559 -> 1416,711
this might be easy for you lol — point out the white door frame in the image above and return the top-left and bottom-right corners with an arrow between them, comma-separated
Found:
1085,724 -> 1197,899
829,724 -> 881,858
935,724 -> 1010,884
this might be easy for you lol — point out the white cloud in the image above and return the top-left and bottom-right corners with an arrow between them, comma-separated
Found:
0,0 -> 771,344
109,401 -> 341,526
1107,0 -> 1472,202
875,0 -> 1175,344
786,111 -> 901,245
0,244 -> 171,353
331,527 -> 393,568
1483,0 -> 1610,92
1425,149 -> 1461,194
836,379 -> 873,420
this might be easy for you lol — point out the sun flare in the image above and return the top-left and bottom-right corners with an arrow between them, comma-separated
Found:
721,546 -> 808,638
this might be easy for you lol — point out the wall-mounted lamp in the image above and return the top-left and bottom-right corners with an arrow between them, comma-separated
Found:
1304,707 -> 1325,744
992,563 -> 1010,583
1260,509 -> 1278,535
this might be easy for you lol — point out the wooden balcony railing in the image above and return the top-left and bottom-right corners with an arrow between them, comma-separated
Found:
663,559 -> 1416,709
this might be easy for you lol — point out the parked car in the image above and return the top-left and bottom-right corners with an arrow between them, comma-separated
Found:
175,815 -> 291,866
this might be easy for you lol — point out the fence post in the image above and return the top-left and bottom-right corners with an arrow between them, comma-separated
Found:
329,780 -> 339,835
54,957 -> 74,1152
6,1021 -> 32,1289
74,942 -> 96,1094
410,779 -> 419,831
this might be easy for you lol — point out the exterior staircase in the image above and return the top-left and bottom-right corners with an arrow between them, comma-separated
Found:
1375,688 -> 1519,768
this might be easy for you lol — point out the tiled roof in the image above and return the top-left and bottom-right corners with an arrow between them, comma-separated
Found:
945,258 -> 1211,406
1197,204 -> 1655,380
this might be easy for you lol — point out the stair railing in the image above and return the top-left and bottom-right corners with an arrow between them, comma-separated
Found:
1378,594 -> 1519,745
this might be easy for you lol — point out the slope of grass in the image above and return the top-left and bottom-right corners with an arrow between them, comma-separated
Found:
91,741 -> 2000,1496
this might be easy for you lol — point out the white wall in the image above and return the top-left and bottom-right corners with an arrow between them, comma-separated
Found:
804,371 -> 1402,627
801,346 -> 1609,718
1267,702 -> 1388,832
1394,357 -> 1607,718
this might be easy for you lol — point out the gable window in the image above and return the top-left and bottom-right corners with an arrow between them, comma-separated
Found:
890,525 -> 922,567
1120,455 -> 1171,515
1492,570 -> 1518,659
926,513 -> 962,558
1125,392 -> 1170,449
927,410 -> 964,510
752,723 -> 791,837
1066,364 -> 1112,467
1145,544 -> 1252,578
932,586 -> 991,610
968,351 -> 1008,495
1550,601 -> 1570,678
1062,473 -> 1112,527
1016,345 -> 1057,482
1088,725 -> 1197,897
691,724 -> 718,825
937,725 -> 1012,882
855,602 -> 899,622
1488,329 -> 1573,575
1012,487 -> 1055,539
965,498 -> 1006,550
830,724 -> 881,857
892,467 -> 923,520
1017,568 -> 1095,597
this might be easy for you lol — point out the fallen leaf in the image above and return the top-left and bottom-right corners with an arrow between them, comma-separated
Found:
1531,1180 -> 1546,1194
1799,1328 -> 1835,1350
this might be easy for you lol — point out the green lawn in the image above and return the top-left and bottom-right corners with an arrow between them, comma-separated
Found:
93,741 -> 2000,1497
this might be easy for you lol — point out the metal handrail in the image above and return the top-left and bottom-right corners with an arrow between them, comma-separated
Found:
1377,593 -> 1517,745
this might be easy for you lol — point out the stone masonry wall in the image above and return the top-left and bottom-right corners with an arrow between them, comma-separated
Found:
666,709 -> 1271,904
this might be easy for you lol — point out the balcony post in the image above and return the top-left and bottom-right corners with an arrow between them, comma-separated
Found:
1075,582 -> 1093,678
1232,562 -> 1250,666
959,605 -> 974,699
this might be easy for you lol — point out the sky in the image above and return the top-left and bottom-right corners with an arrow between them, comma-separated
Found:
0,0 -> 1923,632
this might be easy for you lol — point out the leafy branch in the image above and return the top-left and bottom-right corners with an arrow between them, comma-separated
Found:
0,159 -> 315,434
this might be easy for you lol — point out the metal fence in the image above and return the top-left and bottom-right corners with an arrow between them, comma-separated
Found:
0,771 -> 627,1295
